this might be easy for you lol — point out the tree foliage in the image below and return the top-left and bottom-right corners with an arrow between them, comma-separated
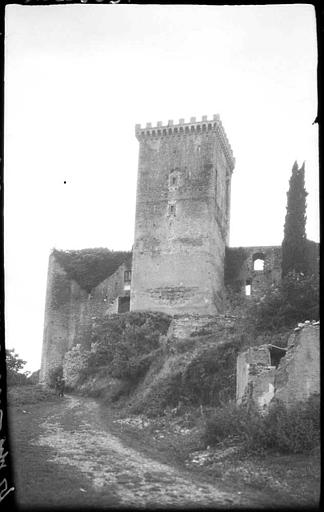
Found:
52,248 -> 131,292
281,161 -> 308,277
6,349 -> 29,385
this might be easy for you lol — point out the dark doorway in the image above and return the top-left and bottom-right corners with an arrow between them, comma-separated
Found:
118,296 -> 130,313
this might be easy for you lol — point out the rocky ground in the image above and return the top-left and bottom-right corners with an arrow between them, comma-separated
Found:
7,390 -> 320,509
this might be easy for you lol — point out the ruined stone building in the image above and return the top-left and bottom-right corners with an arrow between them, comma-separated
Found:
40,115 -> 319,384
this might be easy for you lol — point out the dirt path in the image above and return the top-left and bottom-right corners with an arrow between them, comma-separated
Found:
9,394 -> 274,509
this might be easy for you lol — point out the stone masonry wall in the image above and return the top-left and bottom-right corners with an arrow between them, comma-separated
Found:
233,245 -> 282,299
131,115 -> 235,316
274,323 -> 320,406
236,322 -> 320,410
40,255 -> 131,384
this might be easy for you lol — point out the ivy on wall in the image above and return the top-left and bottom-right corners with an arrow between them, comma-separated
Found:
52,248 -> 131,292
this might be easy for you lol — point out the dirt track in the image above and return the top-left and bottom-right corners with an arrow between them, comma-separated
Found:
9,394 -> 274,509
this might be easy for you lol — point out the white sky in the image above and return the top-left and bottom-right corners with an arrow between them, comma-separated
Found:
4,4 -> 319,372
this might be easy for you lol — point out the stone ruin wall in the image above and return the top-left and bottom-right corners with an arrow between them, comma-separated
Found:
236,323 -> 320,410
40,254 -> 131,384
229,245 -> 282,300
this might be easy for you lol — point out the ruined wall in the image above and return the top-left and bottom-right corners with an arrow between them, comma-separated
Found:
131,115 -> 235,315
168,313 -> 236,340
230,245 -> 282,299
40,255 -> 132,384
236,345 -> 276,409
274,323 -> 320,406
236,322 -> 320,409
40,254 -> 87,383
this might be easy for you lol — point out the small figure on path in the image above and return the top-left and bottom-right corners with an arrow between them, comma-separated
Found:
55,376 -> 65,398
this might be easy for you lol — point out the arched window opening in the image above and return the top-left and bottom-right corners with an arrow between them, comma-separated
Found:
245,279 -> 252,296
252,253 -> 265,271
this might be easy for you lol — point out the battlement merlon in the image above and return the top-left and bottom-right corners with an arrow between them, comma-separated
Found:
135,114 -> 235,172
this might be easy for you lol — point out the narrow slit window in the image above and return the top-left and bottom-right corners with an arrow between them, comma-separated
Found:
169,204 -> 176,215
245,279 -> 252,296
124,270 -> 131,282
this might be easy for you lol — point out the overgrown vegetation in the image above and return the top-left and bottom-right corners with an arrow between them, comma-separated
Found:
52,248 -> 131,292
248,271 -> 319,332
204,394 -> 320,454
128,336 -> 245,417
7,385 -> 57,406
63,312 -> 172,391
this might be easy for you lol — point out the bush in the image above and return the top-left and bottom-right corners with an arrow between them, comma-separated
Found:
89,312 -> 172,384
48,365 -> 63,388
63,345 -> 91,388
61,312 -> 172,391
263,395 -> 320,453
130,373 -> 182,417
181,340 -> 244,407
204,394 -> 320,454
6,349 -> 29,386
249,271 -> 319,332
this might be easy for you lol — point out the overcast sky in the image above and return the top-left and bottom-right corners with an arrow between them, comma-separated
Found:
4,4 -> 318,371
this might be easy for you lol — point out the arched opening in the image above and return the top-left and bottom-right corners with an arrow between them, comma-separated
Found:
253,253 -> 265,271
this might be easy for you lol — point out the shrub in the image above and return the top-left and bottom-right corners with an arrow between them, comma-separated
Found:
263,395 -> 320,453
6,349 -> 29,386
63,345 -> 91,388
249,271 -> 319,332
130,373 -> 183,417
181,340 -> 243,407
48,365 -> 63,388
61,312 -> 172,391
89,312 -> 172,384
203,395 -> 320,454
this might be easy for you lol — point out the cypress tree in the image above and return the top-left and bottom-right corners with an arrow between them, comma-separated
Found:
281,161 -> 308,277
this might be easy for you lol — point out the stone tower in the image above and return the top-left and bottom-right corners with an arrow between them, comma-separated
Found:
130,114 -> 235,315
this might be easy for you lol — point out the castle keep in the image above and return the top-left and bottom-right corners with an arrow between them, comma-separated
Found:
131,115 -> 235,315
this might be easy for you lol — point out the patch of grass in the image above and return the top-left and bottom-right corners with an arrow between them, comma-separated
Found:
7,385 -> 57,406
204,395 -> 320,454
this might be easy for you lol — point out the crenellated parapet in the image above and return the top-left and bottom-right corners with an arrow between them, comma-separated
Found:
135,114 -> 235,171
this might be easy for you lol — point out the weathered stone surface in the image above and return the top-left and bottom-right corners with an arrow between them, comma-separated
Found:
274,324 -> 320,406
40,255 -> 132,384
131,117 -> 234,315
236,345 -> 274,407
168,314 -> 236,340
229,246 -> 282,299
237,323 -> 320,409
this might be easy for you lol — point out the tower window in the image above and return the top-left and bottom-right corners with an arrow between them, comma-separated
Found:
245,279 -> 252,296
124,270 -> 131,282
252,253 -> 265,271
169,203 -> 176,216
171,176 -> 177,186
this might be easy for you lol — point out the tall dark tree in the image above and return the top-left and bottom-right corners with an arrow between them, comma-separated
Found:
281,161 -> 308,277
